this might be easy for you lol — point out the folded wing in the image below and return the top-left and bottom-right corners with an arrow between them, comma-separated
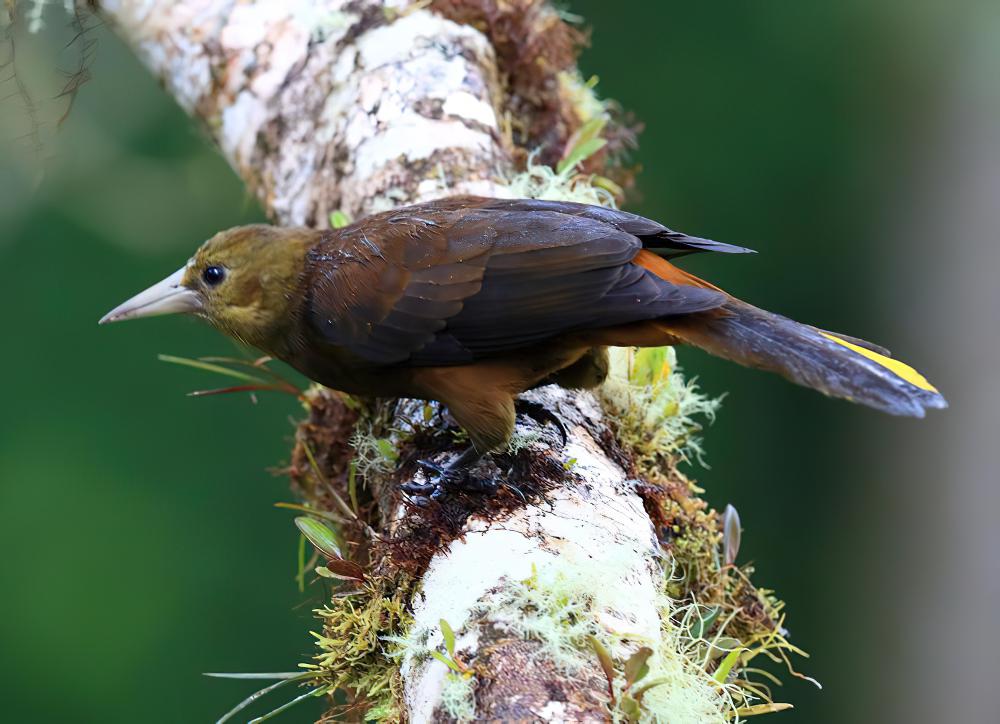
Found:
305,202 -> 727,365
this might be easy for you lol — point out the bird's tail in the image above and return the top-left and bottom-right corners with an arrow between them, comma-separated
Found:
657,299 -> 946,417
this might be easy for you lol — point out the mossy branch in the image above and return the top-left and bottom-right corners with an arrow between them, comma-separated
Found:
87,0 -> 809,721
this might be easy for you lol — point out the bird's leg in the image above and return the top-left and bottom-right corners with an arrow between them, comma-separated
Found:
399,382 -> 516,504
400,445 -> 498,503
514,398 -> 568,445
418,445 -> 481,487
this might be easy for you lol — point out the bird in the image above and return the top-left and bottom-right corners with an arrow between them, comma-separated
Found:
101,196 -> 946,500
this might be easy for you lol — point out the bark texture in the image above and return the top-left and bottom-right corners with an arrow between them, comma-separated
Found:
397,388 -> 664,722
95,2 -> 757,722
99,0 -> 512,223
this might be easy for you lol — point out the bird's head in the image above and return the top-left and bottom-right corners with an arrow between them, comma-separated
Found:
100,224 -> 316,351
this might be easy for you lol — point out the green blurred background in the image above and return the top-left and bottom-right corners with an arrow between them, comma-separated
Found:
2,1 -> 996,722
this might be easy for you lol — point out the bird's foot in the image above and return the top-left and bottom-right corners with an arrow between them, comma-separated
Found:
400,458 -> 498,505
514,398 -> 568,445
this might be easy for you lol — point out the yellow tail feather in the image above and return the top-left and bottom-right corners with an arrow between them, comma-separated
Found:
819,332 -> 938,393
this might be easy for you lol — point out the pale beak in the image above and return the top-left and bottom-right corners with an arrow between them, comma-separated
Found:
99,266 -> 202,324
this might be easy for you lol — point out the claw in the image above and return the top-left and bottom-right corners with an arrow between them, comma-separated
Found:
502,481 -> 527,503
416,458 -> 460,484
399,449 -> 493,503
400,479 -> 437,496
514,398 -> 568,445
407,494 -> 432,508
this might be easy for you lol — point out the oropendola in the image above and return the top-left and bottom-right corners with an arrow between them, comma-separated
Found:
101,197 -> 946,499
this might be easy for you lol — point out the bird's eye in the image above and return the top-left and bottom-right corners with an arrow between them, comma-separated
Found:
202,265 -> 226,287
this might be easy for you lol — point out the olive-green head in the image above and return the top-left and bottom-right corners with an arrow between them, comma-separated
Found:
100,224 -> 316,351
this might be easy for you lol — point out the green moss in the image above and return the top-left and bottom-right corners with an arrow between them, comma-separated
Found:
457,545 -> 802,722
439,672 -> 477,722
507,158 -> 617,207
303,580 -> 414,722
349,418 -> 400,482
470,554 -> 732,723
485,559 -> 604,672
597,346 -> 811,719
600,346 -> 721,468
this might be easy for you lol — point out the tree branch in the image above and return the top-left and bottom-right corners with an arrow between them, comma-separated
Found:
98,0 -> 511,223
93,1 -> 798,721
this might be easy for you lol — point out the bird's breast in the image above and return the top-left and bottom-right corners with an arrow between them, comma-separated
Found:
284,341 -> 422,398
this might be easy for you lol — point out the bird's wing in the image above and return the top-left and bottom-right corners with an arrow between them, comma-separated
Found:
465,197 -> 757,258
305,202 -> 727,365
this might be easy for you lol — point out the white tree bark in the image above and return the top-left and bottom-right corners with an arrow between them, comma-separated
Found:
96,1 -> 668,720
98,0 -> 512,222
398,388 -> 666,722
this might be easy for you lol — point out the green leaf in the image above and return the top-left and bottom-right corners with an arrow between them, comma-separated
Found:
576,115 -> 606,141
631,676 -> 669,703
198,356 -> 299,388
347,461 -> 359,516
587,635 -> 616,702
591,174 -> 624,199
562,457 -> 577,470
729,703 -> 794,718
375,438 -> 398,462
707,637 -> 742,662
723,503 -> 741,566
212,672 -> 313,724
688,606 -> 720,640
158,354 -> 267,384
294,516 -> 341,559
630,347 -> 671,387
298,440 -> 366,528
557,116 -> 608,175
329,210 -> 351,228
186,383 -> 294,399
248,687 -> 324,723
623,646 -> 653,688
440,619 -> 456,657
557,137 -> 607,175
205,672 -> 305,680
713,647 -> 745,683
324,558 -> 365,581
560,116 -> 606,165
295,533 -> 307,592
619,694 -> 642,723
429,650 -> 462,674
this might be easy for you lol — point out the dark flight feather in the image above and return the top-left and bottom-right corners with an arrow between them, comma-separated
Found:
304,200 -> 727,365
460,198 -> 757,258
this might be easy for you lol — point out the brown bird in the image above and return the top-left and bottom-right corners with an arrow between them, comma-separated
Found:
101,196 -> 945,499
